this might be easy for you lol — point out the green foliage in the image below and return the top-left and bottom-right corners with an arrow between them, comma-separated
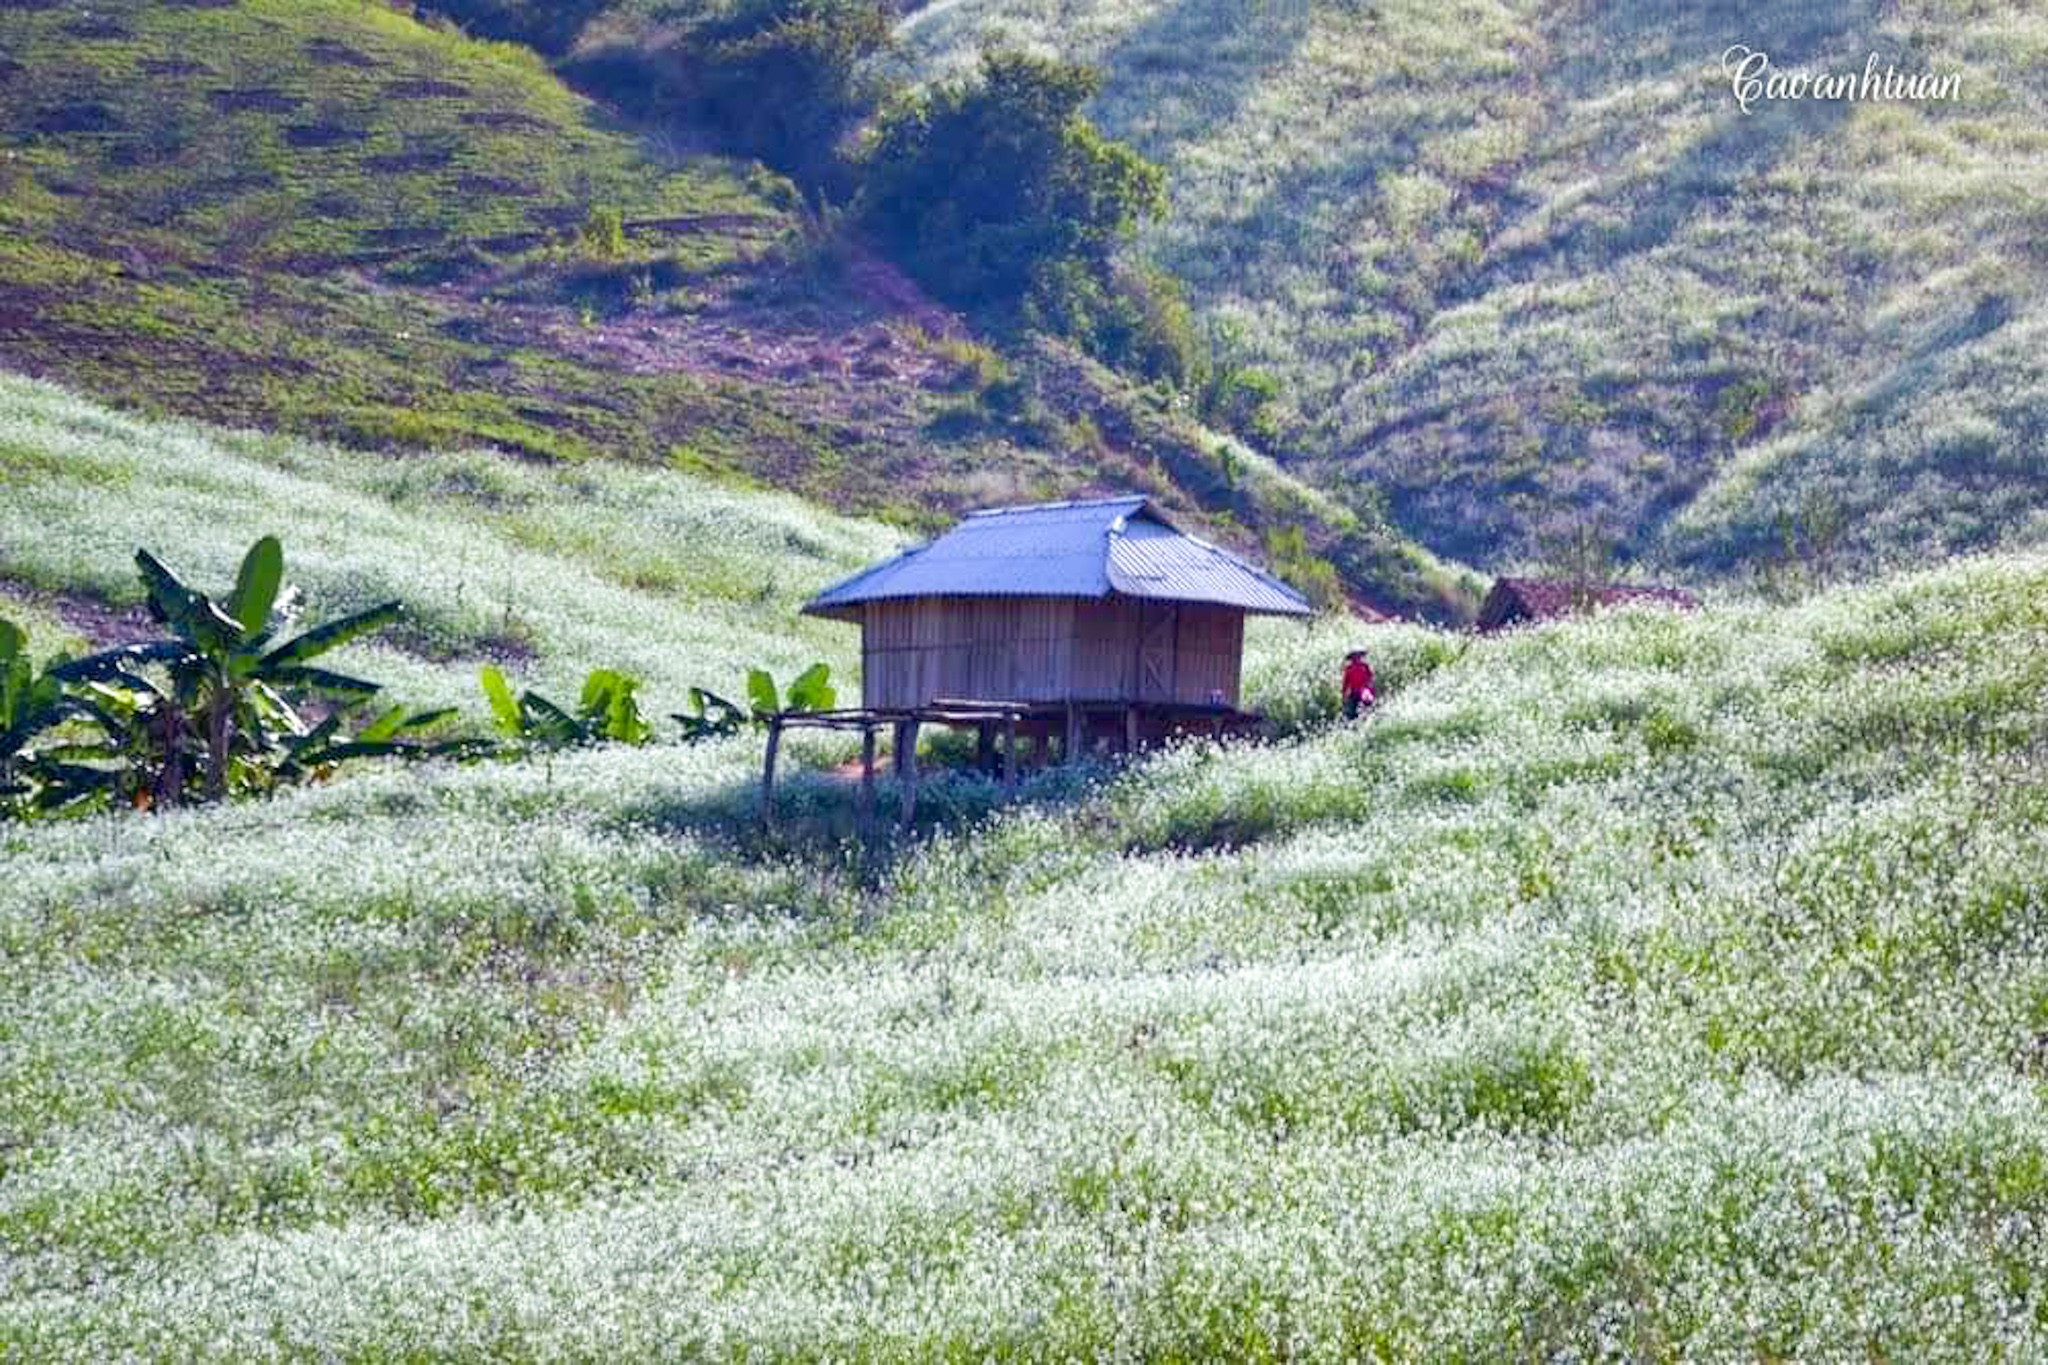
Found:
744,661 -> 837,720
674,687 -> 749,744
682,0 -> 896,195
862,50 -> 1167,334
1714,374 -> 1777,445
480,665 -> 654,750
1200,321 -> 1284,444
577,207 -> 629,262
417,0 -> 619,55
0,538 -> 460,818
0,619 -> 93,817
1263,525 -> 1344,613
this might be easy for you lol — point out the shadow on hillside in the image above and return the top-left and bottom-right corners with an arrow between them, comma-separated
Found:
1091,0 -> 1314,161
1308,0 -> 1888,568
1478,0 -> 1883,279
1557,0 -> 1887,87
614,763 -> 1104,873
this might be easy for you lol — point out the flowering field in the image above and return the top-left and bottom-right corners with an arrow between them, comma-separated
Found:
5,378 -> 2047,1355
0,372 -> 898,711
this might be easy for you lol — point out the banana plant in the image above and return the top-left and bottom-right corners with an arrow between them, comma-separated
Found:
118,536 -> 404,801
0,619 -> 95,813
42,537 -> 409,808
480,665 -> 653,751
279,703 -> 480,780
673,686 -> 748,744
744,662 -> 836,724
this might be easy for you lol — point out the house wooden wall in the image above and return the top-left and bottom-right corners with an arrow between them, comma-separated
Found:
861,596 -> 1245,709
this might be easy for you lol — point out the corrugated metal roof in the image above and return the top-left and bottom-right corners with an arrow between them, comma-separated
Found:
804,496 -> 1314,619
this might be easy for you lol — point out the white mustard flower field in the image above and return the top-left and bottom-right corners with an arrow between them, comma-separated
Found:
0,372 -> 898,711
5,382 -> 2048,1357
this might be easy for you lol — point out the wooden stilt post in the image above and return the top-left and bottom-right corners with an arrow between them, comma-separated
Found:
976,720 -> 996,774
760,714 -> 783,825
858,724 -> 876,832
1064,703 -> 1081,765
1003,711 -> 1018,799
898,719 -> 920,830
1124,706 -> 1139,756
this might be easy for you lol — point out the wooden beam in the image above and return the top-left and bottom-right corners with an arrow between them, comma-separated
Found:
898,720 -> 920,830
858,725 -> 876,831
1003,712 -> 1017,799
1124,706 -> 1139,755
1063,703 -> 1081,765
760,715 -> 783,825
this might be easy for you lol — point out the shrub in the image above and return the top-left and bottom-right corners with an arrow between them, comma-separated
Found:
681,0 -> 895,196
480,665 -> 653,750
416,0 -> 617,56
577,206 -> 627,262
862,50 -> 1167,334
1263,525 -> 1345,612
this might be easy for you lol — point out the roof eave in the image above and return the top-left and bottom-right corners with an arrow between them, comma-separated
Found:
800,599 -> 865,623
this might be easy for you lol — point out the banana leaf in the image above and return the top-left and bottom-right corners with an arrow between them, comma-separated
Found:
135,549 -> 243,654
264,664 -> 383,701
479,666 -> 523,736
226,536 -> 284,642
786,662 -> 836,713
260,601 -> 402,669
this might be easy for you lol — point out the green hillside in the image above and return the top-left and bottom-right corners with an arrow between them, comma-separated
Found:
899,0 -> 2048,576
4,379 -> 2048,1356
0,0 -> 1479,619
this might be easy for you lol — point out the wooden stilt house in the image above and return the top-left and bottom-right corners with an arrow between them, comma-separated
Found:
760,496 -> 1313,827
804,495 -> 1311,716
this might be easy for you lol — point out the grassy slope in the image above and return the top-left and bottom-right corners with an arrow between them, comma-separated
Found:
5,387 -> 2048,1356
898,0 -> 2048,576
0,371 -> 897,707
0,0 -> 1472,617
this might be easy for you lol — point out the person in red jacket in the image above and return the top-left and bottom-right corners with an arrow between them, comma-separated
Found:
1341,650 -> 1375,720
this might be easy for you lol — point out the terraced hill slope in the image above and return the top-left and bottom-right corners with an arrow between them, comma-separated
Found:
4,377 -> 2048,1356
0,0 -> 1478,619
898,0 -> 2048,577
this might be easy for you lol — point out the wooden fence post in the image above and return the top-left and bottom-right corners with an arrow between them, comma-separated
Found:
898,719 -> 920,830
858,724 -> 876,832
1003,712 -> 1018,799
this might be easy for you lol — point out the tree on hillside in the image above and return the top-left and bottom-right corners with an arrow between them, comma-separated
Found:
861,50 -> 1169,362
685,0 -> 896,198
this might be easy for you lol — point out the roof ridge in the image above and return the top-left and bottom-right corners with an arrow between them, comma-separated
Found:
965,494 -> 1150,518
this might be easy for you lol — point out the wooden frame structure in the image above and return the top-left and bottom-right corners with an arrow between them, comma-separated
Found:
759,697 -> 1261,831
778,496 -> 1314,833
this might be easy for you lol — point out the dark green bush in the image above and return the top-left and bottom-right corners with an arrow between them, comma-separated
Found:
862,50 -> 1167,338
682,0 -> 895,197
419,0 -> 617,55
